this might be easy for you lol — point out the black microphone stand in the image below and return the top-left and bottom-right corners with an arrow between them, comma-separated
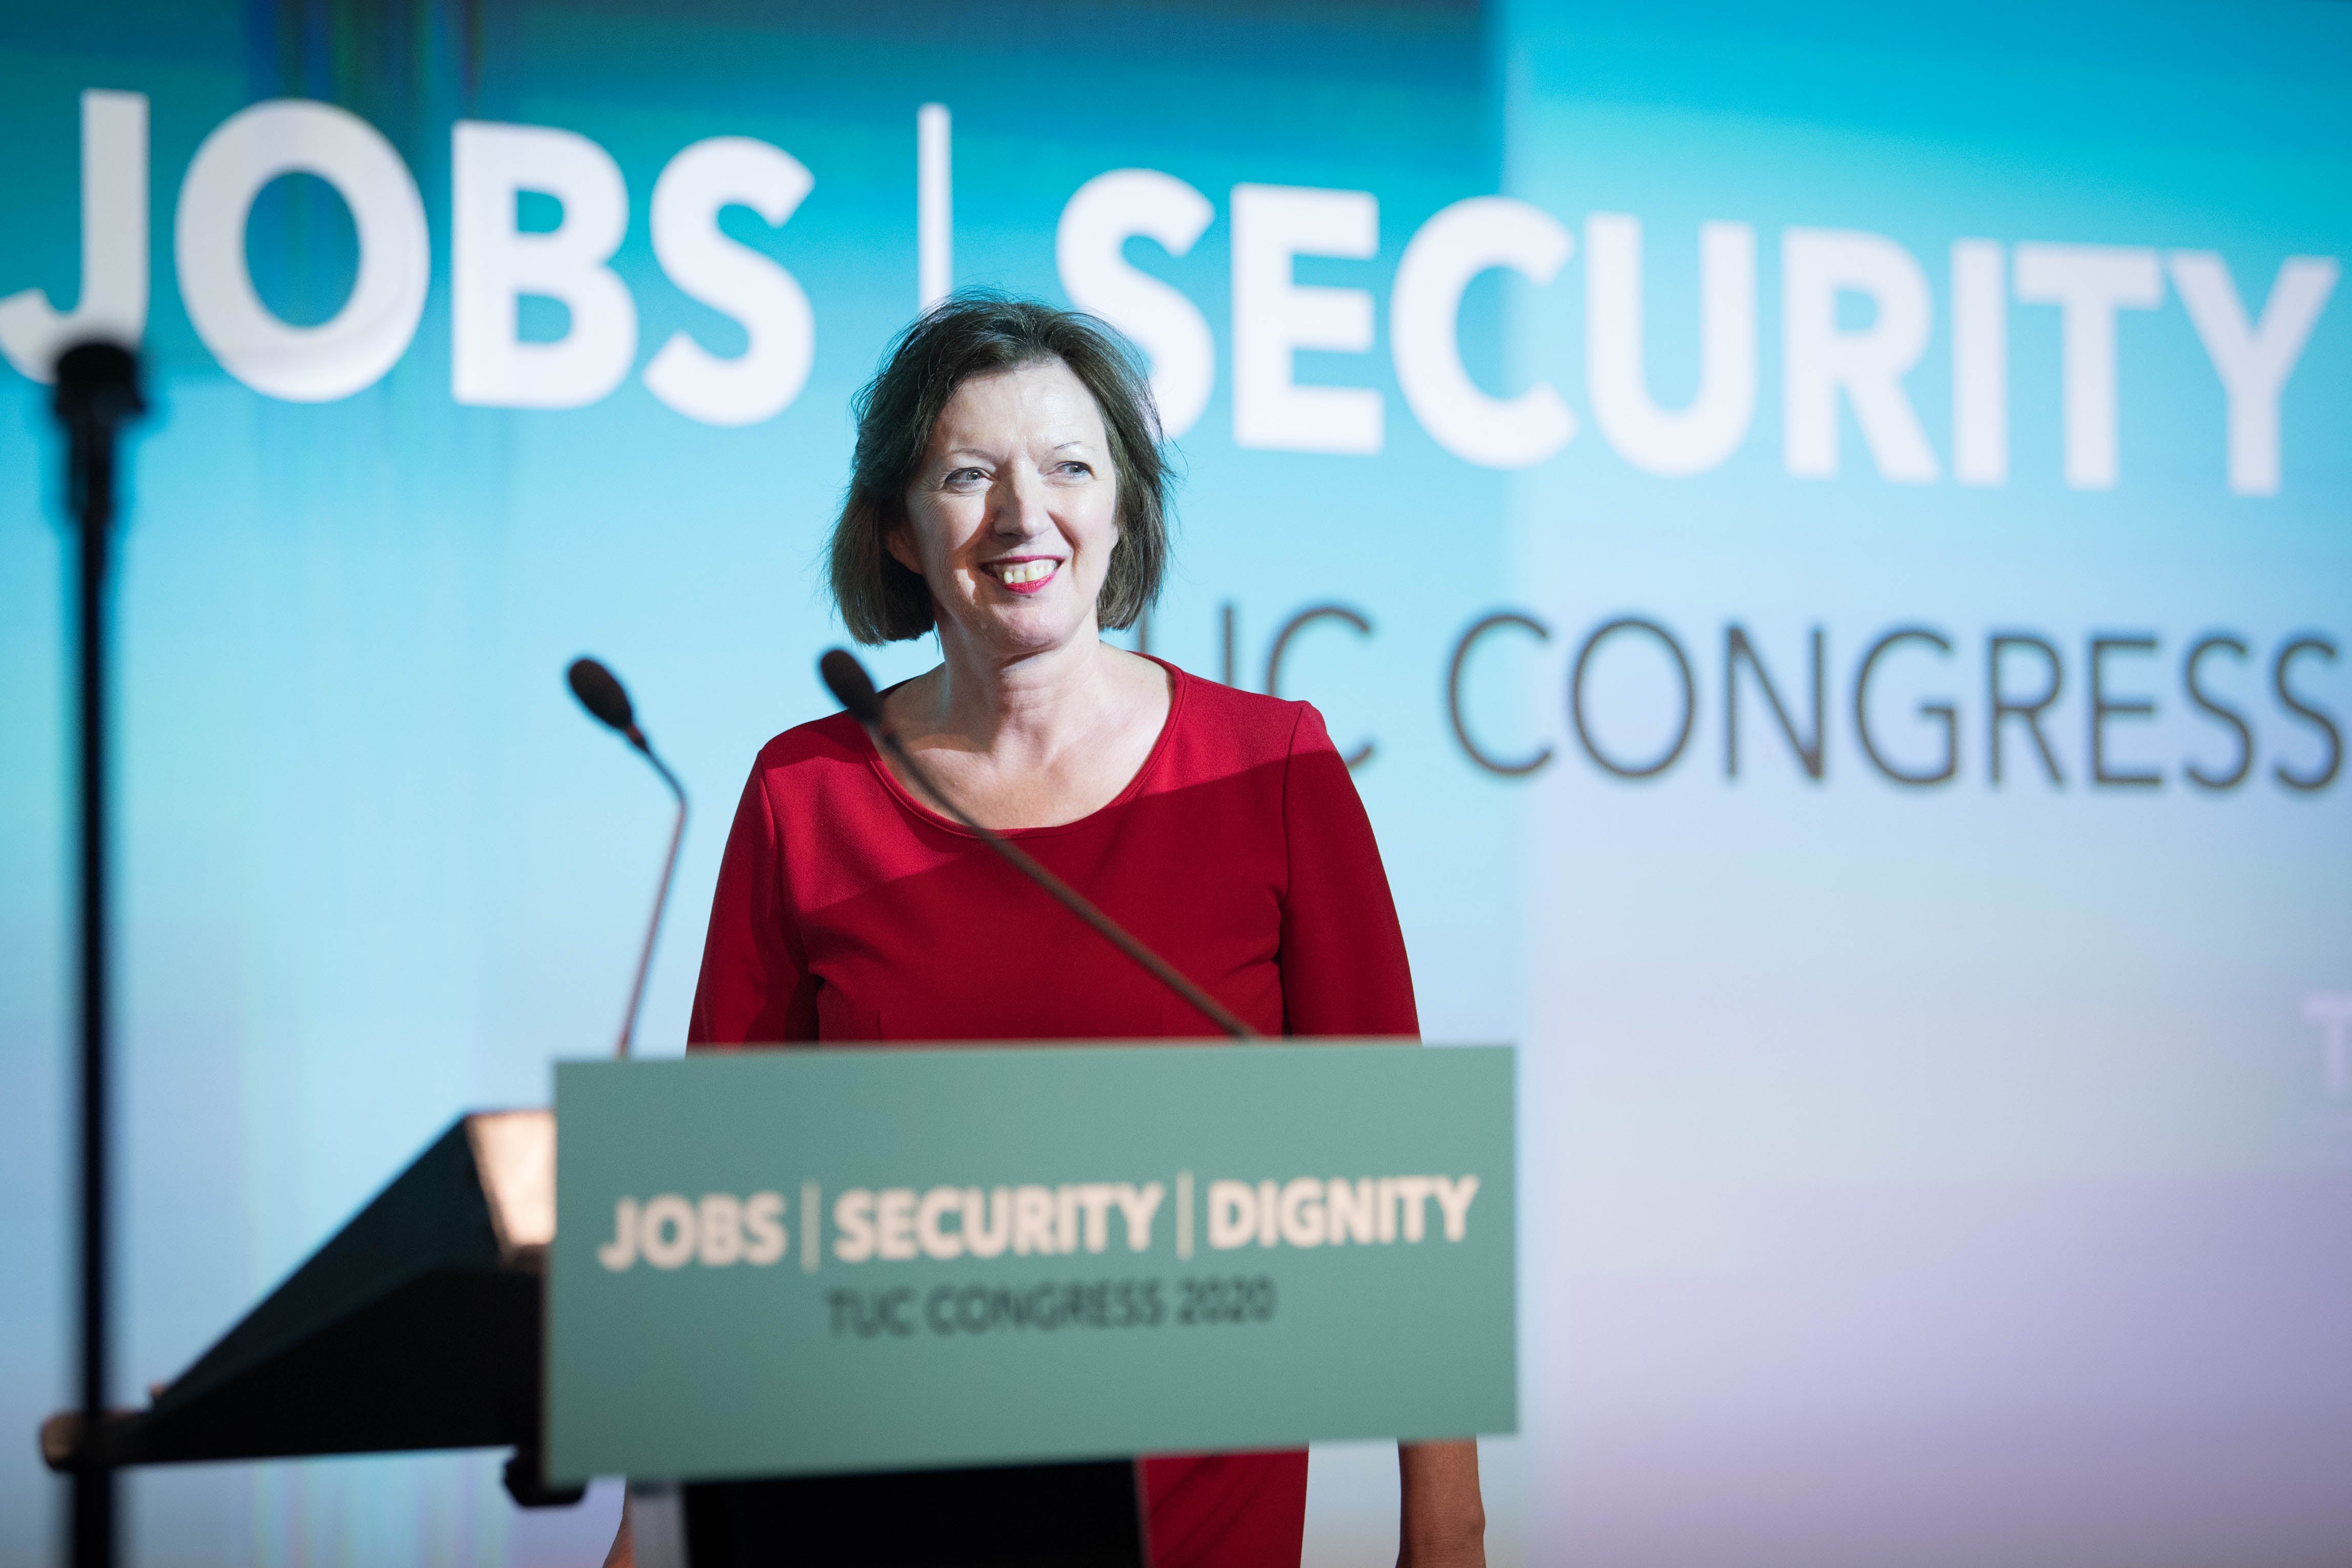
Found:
614,741 -> 687,1059
564,657 -> 688,1058
53,340 -> 145,1568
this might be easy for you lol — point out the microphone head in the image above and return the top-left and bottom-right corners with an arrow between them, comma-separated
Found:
819,648 -> 884,725
567,657 -> 637,735
52,339 -> 145,432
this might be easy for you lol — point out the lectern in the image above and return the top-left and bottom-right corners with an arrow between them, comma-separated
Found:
45,1043 -> 1515,1566
39,1111 -> 569,1503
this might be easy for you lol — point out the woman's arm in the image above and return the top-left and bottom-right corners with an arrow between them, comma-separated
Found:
1275,704 -> 1419,1036
687,761 -> 818,1046
1399,1440 -> 1486,1567
1275,705 -> 1487,1563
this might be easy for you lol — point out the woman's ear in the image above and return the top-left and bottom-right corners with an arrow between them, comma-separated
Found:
882,520 -> 922,575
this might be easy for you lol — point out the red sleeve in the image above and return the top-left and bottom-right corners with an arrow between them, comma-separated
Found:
1277,704 -> 1420,1039
686,761 -> 819,1047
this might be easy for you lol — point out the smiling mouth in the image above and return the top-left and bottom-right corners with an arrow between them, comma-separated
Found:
983,558 -> 1060,591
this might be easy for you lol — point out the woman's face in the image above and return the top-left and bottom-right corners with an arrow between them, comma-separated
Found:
890,358 -> 1120,659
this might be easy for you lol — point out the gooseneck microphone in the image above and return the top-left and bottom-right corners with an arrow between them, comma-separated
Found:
818,649 -> 1260,1041
568,657 -> 689,1058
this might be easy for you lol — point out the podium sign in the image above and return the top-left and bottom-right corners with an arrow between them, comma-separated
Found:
548,1043 -> 1514,1484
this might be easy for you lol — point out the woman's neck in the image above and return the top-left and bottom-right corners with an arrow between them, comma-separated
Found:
902,622 -> 1135,764
878,621 -> 1172,830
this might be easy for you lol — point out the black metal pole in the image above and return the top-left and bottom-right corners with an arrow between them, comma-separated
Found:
614,744 -> 687,1060
54,342 -> 142,1568
72,437 -> 113,1568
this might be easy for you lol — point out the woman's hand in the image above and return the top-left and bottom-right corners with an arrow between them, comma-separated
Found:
1397,1439 -> 1486,1568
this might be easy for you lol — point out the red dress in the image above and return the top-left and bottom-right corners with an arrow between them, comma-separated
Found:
687,656 -> 1419,1568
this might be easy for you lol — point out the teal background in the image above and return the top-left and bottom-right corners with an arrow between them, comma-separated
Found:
1,0 -> 2347,1563
548,1046 -> 1514,1482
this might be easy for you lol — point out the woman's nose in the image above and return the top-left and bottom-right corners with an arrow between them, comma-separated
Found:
989,471 -> 1052,537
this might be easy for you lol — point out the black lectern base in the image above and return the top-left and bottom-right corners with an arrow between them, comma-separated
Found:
666,1460 -> 1145,1567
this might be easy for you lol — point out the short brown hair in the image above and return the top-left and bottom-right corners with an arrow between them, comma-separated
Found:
828,293 -> 1171,644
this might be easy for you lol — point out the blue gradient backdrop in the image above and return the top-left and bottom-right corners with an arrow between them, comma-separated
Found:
2,1 -> 2347,1563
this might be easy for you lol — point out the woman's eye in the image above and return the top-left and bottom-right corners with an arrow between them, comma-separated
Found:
1056,461 -> 1092,478
946,467 -> 985,485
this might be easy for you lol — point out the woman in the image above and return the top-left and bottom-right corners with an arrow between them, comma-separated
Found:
611,295 -> 1484,1567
